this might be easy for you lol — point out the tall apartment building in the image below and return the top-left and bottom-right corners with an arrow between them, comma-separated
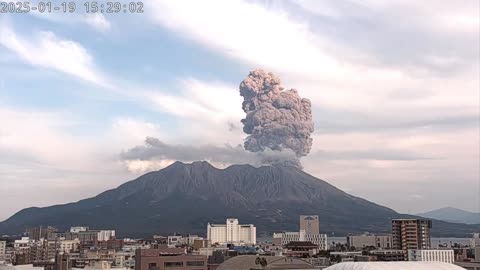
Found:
300,215 -> 320,234
135,248 -> 207,270
207,218 -> 256,245
392,219 -> 432,251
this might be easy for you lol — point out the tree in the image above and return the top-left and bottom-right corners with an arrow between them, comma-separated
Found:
255,257 -> 268,269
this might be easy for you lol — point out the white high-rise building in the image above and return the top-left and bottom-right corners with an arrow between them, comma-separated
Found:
207,218 -> 256,245
408,249 -> 455,264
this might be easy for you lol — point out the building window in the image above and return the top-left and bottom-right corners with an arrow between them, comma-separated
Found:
164,262 -> 183,267
148,263 -> 157,270
186,261 -> 205,266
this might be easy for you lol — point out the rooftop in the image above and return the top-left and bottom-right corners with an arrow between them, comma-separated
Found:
325,262 -> 464,270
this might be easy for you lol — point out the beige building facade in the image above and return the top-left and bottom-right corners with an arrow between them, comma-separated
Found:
207,218 -> 256,245
300,215 -> 320,234
347,235 -> 392,249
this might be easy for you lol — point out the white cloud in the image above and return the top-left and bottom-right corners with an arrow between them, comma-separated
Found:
0,24 -> 108,87
145,0 -> 478,117
26,3 -> 113,32
0,103 -> 173,220
85,14 -> 112,32
147,0 -> 345,79
149,79 -> 243,121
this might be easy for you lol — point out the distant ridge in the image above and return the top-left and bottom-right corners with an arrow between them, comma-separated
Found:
1,161 -> 479,237
417,207 -> 480,224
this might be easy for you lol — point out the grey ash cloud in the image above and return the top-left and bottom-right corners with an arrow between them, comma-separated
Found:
240,69 -> 314,166
122,69 -> 314,169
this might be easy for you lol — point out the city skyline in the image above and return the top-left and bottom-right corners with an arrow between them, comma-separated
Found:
0,0 -> 479,221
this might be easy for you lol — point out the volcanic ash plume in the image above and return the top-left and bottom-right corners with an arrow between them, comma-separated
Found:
239,69 -> 314,167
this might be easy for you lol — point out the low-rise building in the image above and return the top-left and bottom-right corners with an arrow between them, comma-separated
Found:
408,249 -> 454,264
167,235 -> 203,248
330,252 -> 362,262
0,264 -> 44,270
273,230 -> 328,251
347,235 -> 392,249
283,241 -> 319,257
0,241 -> 5,257
70,227 -> 89,233
14,238 -> 33,250
59,239 -> 80,253
135,248 -> 207,270
369,249 -> 405,261
455,261 -> 480,270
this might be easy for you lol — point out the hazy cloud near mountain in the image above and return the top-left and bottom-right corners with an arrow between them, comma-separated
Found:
121,137 -> 300,169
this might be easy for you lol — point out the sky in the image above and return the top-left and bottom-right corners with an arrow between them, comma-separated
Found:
0,0 -> 479,221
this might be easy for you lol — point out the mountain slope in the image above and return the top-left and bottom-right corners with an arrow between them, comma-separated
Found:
417,207 -> 480,224
1,161 -> 479,237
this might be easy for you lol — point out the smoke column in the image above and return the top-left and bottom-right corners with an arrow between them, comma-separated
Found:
239,69 -> 314,167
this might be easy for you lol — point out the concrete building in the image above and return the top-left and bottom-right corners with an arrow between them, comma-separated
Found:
300,215 -> 319,235
273,230 -> 328,251
14,238 -> 33,250
70,227 -> 89,233
347,235 -> 392,249
283,241 -> 319,257
273,215 -> 327,251
456,261 -> 480,270
475,246 -> 480,262
58,239 -> 80,253
167,235 -> 203,248
26,226 -> 57,241
55,252 -> 72,270
207,219 -> 256,245
392,219 -> 432,251
135,248 -> 207,270
369,250 -> 406,261
325,262 -> 465,270
97,231 -> 116,241
0,265 -> 44,270
0,241 -> 5,257
330,252 -> 363,262
472,233 -> 480,248
408,249 -> 455,264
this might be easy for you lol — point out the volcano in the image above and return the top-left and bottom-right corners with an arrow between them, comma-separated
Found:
1,161 -> 478,237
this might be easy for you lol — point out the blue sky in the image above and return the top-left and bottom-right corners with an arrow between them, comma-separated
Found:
0,0 -> 479,221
